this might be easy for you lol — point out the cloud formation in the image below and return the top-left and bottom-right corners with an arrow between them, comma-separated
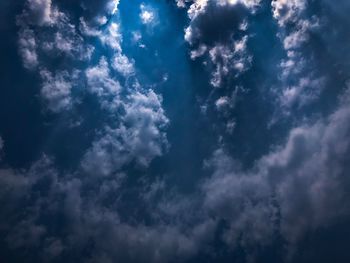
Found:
3,0 -> 350,262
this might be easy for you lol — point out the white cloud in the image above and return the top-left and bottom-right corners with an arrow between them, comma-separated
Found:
82,89 -> 169,176
271,0 -> 322,112
112,53 -> 135,77
181,1 -> 256,88
271,0 -> 306,26
86,57 -> 122,110
18,28 -> 38,70
18,0 -> 61,26
208,36 -> 251,87
40,70 -> 75,112
140,4 -> 155,25
79,18 -> 123,52
111,0 -> 120,15
200,89 -> 350,255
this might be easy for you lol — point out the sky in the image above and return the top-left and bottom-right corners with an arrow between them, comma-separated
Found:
1,0 -> 350,262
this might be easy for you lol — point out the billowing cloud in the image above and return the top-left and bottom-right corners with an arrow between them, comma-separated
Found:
181,0 -> 258,88
82,89 -> 169,176
40,69 -> 76,112
271,0 -> 324,112
2,0 -> 350,262
200,86 -> 350,257
20,0 -> 58,26
18,28 -> 38,70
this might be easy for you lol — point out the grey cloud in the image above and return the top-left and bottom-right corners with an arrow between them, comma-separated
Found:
18,28 -> 38,70
85,57 -> 122,110
185,1 -> 249,45
20,0 -> 57,26
181,0 -> 256,88
1,88 -> 350,262
112,53 -> 135,77
40,69 -> 76,112
82,89 -> 169,176
0,156 -> 200,263
17,0 -> 95,113
200,87 -> 350,257
271,0 -> 324,112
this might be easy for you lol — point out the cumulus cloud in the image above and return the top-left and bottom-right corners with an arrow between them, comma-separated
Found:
208,36 -> 251,87
82,89 -> 169,176
0,156 -> 200,263
85,57 -> 122,110
20,0 -> 58,26
18,28 -> 38,70
40,69 -> 76,112
6,0 -> 350,262
80,5 -> 169,176
3,88 -> 350,262
17,0 -> 95,112
199,87 -> 350,258
271,0 -> 323,112
112,53 -> 135,77
181,0 -> 256,89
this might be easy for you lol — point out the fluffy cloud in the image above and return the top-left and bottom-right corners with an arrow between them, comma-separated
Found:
2,88 -> 350,262
180,0 -> 257,90
208,36 -> 251,87
140,4 -> 156,25
200,87 -> 350,257
271,0 -> 323,112
6,0 -> 350,262
40,69 -> 76,112
20,0 -> 58,26
81,10 -> 168,176
18,28 -> 38,70
85,57 -> 122,110
0,156 -> 199,263
17,0 -> 95,113
82,89 -> 169,176
271,0 -> 306,26
112,53 -> 135,77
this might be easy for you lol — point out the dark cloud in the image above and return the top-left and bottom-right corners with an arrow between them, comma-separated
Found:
1,0 -> 350,262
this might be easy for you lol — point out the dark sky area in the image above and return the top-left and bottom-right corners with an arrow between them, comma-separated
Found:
1,0 -> 350,262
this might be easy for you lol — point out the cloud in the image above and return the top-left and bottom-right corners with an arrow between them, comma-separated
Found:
39,69 -> 76,112
82,89 -> 169,176
0,156 -> 199,263
7,0 -> 350,262
271,0 -> 306,26
18,28 -> 38,70
85,57 -> 122,110
80,0 -> 119,19
208,36 -> 251,87
180,0 -> 256,88
17,0 -> 95,113
112,53 -> 135,77
2,79 -> 350,263
140,4 -> 155,25
80,17 -> 124,52
271,0 -> 323,112
20,0 -> 58,26
4,87 -> 350,262
199,87 -> 350,258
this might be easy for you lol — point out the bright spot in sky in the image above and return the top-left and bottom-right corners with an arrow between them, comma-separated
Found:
227,0 -> 239,4
140,4 -> 155,24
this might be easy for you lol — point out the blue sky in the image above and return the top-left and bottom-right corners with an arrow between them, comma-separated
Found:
1,0 -> 350,262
